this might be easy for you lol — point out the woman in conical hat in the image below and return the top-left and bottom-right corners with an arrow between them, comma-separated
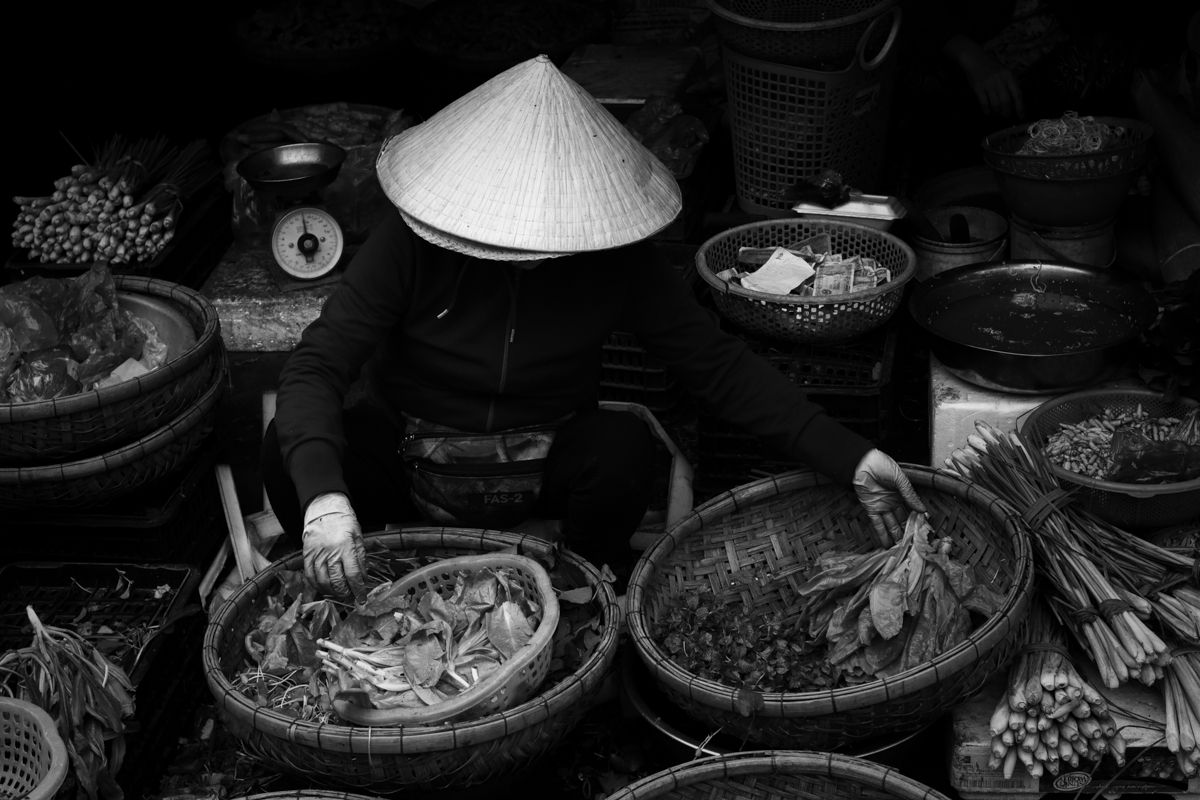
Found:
263,56 -> 924,597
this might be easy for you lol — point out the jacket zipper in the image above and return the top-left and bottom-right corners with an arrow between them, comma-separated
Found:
486,267 -> 521,432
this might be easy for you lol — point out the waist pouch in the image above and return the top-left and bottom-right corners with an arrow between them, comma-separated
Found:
398,413 -> 566,528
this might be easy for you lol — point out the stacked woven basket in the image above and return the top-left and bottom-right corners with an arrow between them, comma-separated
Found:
0,276 -> 225,509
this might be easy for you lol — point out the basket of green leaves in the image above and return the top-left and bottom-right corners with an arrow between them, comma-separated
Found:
627,465 -> 1033,751
203,529 -> 618,792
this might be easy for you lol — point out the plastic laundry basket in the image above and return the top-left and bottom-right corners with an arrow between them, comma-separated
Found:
722,6 -> 902,216
0,698 -> 69,800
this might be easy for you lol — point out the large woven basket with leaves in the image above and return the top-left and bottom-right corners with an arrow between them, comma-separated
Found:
608,750 -> 951,800
203,529 -> 619,792
628,466 -> 1032,751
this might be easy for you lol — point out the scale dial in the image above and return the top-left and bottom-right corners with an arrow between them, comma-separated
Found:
271,206 -> 344,280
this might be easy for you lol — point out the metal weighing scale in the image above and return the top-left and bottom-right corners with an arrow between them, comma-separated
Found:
236,142 -> 348,281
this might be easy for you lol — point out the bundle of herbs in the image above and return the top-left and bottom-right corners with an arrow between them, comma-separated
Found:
0,607 -> 136,800
233,544 -> 606,725
987,599 -> 1127,780
943,421 -> 1196,688
651,514 -> 1004,698
1162,647 -> 1200,778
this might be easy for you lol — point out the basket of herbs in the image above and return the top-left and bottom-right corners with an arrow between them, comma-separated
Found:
627,465 -> 1033,751
203,528 -> 618,792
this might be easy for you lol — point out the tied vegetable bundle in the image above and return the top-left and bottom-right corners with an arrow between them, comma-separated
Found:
1163,648 -> 1200,777
0,607 -> 136,800
234,546 -> 604,724
944,421 -> 1198,689
652,514 -> 1004,697
988,601 -> 1126,780
11,134 -> 219,265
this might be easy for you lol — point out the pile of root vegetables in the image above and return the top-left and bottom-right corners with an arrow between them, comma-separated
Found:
11,135 -> 218,265
946,420 -> 1200,781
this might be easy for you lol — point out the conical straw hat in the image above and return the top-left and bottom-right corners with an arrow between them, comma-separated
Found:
377,54 -> 682,260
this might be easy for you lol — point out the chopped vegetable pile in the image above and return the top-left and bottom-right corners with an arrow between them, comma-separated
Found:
653,514 -> 1004,695
1042,405 -> 1199,483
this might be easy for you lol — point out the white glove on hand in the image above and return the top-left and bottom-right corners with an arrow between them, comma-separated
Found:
302,492 -> 366,598
853,449 -> 928,547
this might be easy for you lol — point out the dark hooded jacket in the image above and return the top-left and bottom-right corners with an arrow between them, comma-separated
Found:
275,208 -> 873,511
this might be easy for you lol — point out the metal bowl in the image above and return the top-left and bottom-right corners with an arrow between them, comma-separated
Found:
235,142 -> 347,199
908,261 -> 1158,394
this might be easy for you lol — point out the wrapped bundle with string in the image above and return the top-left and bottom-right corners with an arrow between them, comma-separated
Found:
988,600 -> 1127,779
1164,645 -> 1200,778
943,421 -> 1198,689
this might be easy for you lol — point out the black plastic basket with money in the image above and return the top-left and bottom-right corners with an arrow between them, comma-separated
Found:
696,219 -> 915,344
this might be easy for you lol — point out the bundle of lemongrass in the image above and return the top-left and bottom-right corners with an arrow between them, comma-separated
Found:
943,421 -> 1198,689
1163,647 -> 1200,778
988,600 -> 1127,779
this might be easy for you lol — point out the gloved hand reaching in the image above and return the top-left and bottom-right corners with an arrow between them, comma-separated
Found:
853,449 -> 928,547
302,492 -> 367,598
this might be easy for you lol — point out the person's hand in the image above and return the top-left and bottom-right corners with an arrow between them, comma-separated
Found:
302,492 -> 366,598
944,35 -> 1025,119
853,449 -> 928,547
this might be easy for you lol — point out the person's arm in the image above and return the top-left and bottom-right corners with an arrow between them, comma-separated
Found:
620,247 -> 871,486
942,34 -> 1025,118
274,208 -> 415,515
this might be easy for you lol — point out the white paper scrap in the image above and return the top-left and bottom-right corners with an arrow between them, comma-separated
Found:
741,247 -> 815,295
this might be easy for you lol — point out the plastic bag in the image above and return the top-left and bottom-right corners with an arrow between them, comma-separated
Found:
783,169 -> 855,209
76,309 -> 147,389
1107,427 -> 1200,484
0,324 -> 17,402
1171,408 -> 1200,445
0,293 -> 59,353
624,95 -> 709,178
7,346 -> 81,403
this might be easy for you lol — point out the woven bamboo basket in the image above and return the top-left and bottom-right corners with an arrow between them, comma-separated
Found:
695,219 -> 916,343
1,276 -> 223,465
608,750 -> 951,800
236,792 -> 380,800
628,466 -> 1032,751
0,357 -> 225,509
203,528 -> 620,792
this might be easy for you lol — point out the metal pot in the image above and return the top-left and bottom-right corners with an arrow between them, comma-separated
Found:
908,261 -> 1157,394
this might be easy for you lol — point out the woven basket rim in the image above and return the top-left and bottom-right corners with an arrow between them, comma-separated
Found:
627,465 -> 1032,716
1,276 -> 222,422
235,793 -> 386,800
203,528 -> 620,753
695,219 -> 917,307
0,358 -> 225,484
706,0 -> 897,33
1018,387 -> 1200,495
608,749 -> 951,800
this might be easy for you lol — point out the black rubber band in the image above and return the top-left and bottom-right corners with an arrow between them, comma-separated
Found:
1098,599 -> 1131,621
1021,642 -> 1073,660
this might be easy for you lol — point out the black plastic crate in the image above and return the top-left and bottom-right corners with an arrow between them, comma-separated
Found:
694,317 -> 900,495
0,561 -> 204,798
1,434 -> 225,567
599,330 -> 686,415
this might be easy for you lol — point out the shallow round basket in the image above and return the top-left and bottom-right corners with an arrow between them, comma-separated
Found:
708,0 -> 897,69
204,528 -> 620,792
695,219 -> 916,344
0,697 -> 70,800
980,118 -> 1152,227
1018,387 -> 1200,530
608,750 -> 952,800
1,276 -> 223,465
331,552 -> 560,726
628,467 -> 1032,751
0,358 -> 225,509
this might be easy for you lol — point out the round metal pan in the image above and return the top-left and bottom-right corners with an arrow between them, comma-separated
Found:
235,142 -> 347,199
908,261 -> 1157,394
